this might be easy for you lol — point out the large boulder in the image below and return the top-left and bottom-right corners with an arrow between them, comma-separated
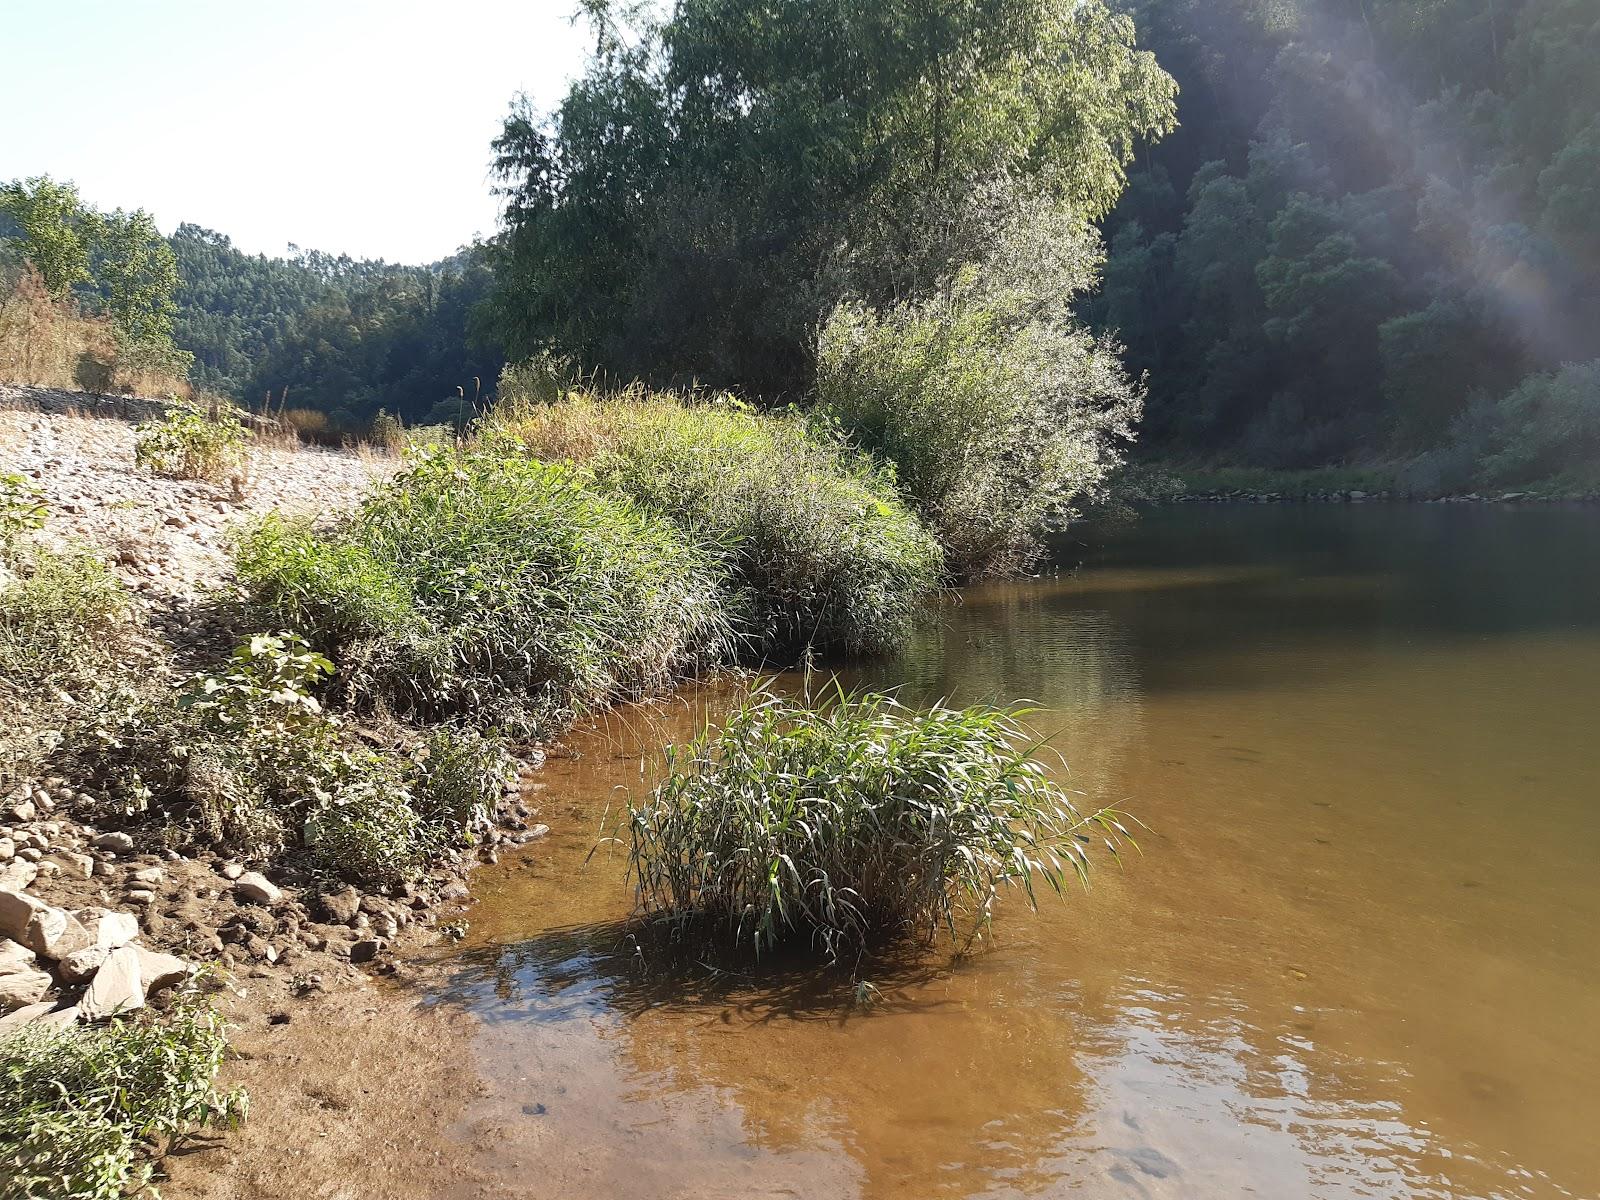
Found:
0,889 -> 47,944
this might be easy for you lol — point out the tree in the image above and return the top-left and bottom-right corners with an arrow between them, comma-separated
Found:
485,0 -> 1176,395
0,176 -> 100,301
94,208 -> 189,370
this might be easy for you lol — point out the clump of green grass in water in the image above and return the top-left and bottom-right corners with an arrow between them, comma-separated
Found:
235,448 -> 732,732
489,381 -> 943,659
0,985 -> 247,1200
627,686 -> 1135,961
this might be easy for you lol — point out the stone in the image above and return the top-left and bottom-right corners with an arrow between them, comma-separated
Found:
0,838 -> 13,862
525,823 -> 551,841
218,862 -> 245,881
125,888 -> 157,905
78,946 -> 146,1021
234,872 -> 283,907
0,888 -> 49,945
78,908 -> 141,949
132,946 -> 194,994
0,941 -> 52,1012
58,943 -> 112,984
0,861 -> 37,891
319,887 -> 361,925
27,907 -> 94,960
130,866 -> 164,885
93,831 -> 135,854
348,938 -> 384,964
0,1001 -> 58,1028
7,800 -> 36,823
62,853 -> 94,879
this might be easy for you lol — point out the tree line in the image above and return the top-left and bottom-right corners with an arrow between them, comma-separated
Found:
3,0 -> 1596,491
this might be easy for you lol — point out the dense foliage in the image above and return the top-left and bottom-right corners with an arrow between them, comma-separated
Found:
818,199 -> 1141,577
1094,0 -> 1600,486
236,449 -> 733,732
628,686 -> 1133,960
483,0 -> 1175,397
491,380 -> 943,655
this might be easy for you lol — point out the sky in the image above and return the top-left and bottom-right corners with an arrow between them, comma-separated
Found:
2,0 -> 592,264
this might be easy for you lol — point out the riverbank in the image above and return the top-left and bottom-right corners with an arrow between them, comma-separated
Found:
0,391 -> 572,1193
1155,462 -> 1600,505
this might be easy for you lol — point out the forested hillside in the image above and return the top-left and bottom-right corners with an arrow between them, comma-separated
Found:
1097,0 -> 1600,488
169,227 -> 502,425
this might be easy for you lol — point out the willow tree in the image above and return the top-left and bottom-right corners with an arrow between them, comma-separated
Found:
484,0 -> 1177,396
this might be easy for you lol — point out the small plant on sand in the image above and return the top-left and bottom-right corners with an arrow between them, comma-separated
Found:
627,686 -> 1135,961
134,399 -> 248,482
0,473 -> 47,556
0,983 -> 247,1200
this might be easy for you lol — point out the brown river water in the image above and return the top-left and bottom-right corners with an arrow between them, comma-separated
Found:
429,505 -> 1600,1200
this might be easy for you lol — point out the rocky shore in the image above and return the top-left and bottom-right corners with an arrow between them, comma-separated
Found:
0,388 -> 548,1037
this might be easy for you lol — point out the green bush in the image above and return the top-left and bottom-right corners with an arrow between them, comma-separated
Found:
0,545 -> 127,698
412,725 -> 515,847
1482,360 -> 1600,485
0,985 -> 246,1200
133,399 -> 248,482
627,686 -> 1134,961
0,473 -> 47,557
817,205 -> 1141,579
491,385 -> 943,658
78,633 -> 505,884
236,448 -> 731,732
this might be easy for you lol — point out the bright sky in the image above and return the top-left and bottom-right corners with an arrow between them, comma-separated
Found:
2,0 -> 591,263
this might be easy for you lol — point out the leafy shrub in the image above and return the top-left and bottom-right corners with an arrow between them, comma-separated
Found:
0,545 -> 127,698
302,767 -> 425,885
627,686 -> 1134,961
134,399 -> 248,481
0,984 -> 246,1200
1482,360 -> 1600,485
236,449 -> 731,732
0,473 -> 46,556
492,385 -> 943,658
818,203 -> 1141,579
412,725 -> 515,847
79,633 -> 504,883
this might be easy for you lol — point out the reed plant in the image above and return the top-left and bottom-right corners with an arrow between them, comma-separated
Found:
489,381 -> 943,659
627,686 -> 1134,961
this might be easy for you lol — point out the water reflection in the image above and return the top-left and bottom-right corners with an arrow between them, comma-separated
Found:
429,506 -> 1600,1200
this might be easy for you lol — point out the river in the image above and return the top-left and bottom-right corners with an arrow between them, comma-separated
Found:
430,504 -> 1600,1200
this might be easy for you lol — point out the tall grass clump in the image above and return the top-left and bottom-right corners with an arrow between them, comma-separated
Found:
0,985 -> 246,1200
236,448 -> 730,731
491,382 -> 943,658
627,686 -> 1134,961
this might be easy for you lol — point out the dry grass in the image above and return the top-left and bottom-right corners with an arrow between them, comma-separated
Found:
0,267 -> 190,398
